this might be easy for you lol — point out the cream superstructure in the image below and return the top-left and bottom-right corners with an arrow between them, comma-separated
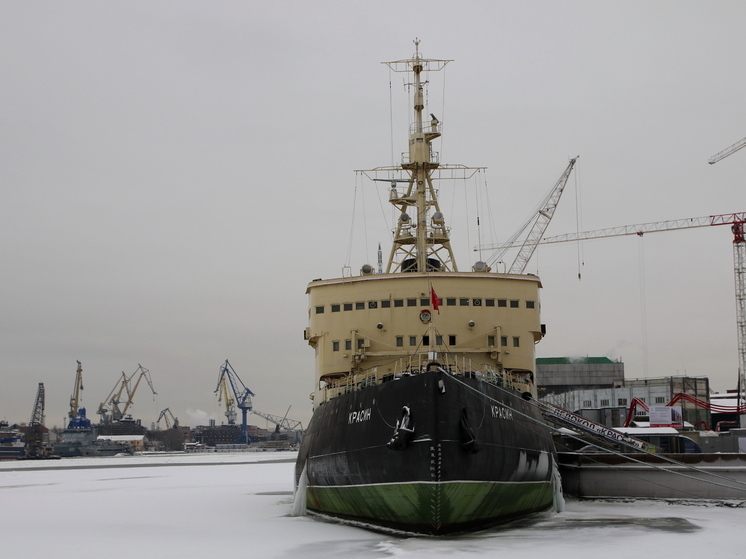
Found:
305,41 -> 544,407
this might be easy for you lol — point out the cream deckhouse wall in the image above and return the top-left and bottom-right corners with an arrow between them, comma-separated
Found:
306,272 -> 542,383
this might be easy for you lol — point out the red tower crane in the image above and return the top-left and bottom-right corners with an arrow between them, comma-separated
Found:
535,212 -> 745,396
709,135 -> 746,419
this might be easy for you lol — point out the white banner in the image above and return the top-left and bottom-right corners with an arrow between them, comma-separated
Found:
649,405 -> 683,428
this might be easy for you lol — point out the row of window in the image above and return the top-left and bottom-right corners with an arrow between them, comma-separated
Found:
316,298 -> 536,314
583,396 -> 667,407
331,334 -> 520,351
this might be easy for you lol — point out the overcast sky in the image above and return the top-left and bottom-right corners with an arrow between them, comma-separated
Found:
1,1 -> 745,430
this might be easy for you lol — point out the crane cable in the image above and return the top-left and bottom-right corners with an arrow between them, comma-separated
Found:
574,160 -> 584,280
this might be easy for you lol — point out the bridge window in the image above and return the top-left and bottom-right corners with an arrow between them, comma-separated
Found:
331,304 -> 340,312
460,298 -> 469,306
356,302 -> 365,310
394,299 -> 404,307
446,298 -> 456,306
315,306 -> 324,314
407,298 -> 417,307
485,299 -> 495,307
510,300 -> 519,308
498,299 -> 507,307
381,300 -> 391,308
526,301 -> 536,309
344,303 -> 353,311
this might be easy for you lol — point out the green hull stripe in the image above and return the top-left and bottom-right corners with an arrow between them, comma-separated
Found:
307,480 -> 554,528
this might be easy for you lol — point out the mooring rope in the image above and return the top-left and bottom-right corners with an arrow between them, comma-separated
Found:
445,372 -> 746,495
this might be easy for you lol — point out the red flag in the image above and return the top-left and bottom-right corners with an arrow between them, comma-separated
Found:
431,287 -> 440,314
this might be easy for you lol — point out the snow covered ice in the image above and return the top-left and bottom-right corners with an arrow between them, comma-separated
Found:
1,452 -> 744,558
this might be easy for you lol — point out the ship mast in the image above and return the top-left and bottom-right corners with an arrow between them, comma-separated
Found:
383,41 -> 456,274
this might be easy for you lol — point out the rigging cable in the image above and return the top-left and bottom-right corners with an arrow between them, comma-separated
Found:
638,236 -> 649,378
475,177 -> 482,263
574,159 -> 584,280
374,175 -> 394,244
389,67 -> 395,168
462,173 -> 472,262
439,63 -> 447,163
481,170 -> 499,263
362,172 -> 370,266
344,175 -> 360,272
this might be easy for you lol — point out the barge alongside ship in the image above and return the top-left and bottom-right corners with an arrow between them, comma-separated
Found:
294,42 -> 564,535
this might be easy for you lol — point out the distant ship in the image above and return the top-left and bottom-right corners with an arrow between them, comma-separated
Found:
0,421 -> 25,460
54,408 -> 133,457
295,42 -> 561,535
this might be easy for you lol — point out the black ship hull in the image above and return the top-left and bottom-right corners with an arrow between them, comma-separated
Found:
295,369 -> 557,535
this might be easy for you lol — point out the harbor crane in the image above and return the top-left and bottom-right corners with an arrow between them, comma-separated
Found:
216,373 -> 237,425
68,360 -> 83,421
253,408 -> 303,433
253,407 -> 303,444
156,408 -> 179,429
214,360 -> 255,445
29,382 -> 45,427
67,360 -> 91,429
97,364 -> 156,423
25,382 -> 46,457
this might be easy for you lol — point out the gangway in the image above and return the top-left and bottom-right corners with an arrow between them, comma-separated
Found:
538,400 -> 648,451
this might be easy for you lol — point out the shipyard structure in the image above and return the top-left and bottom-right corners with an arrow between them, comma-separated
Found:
537,356 -> 745,450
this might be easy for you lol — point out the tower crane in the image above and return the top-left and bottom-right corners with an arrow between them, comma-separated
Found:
484,211 -> 745,407
214,360 -> 255,445
484,157 -> 578,273
708,136 -> 746,165
709,136 -> 746,417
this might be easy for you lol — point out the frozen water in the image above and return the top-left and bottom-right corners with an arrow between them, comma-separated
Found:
1,452 -> 743,558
